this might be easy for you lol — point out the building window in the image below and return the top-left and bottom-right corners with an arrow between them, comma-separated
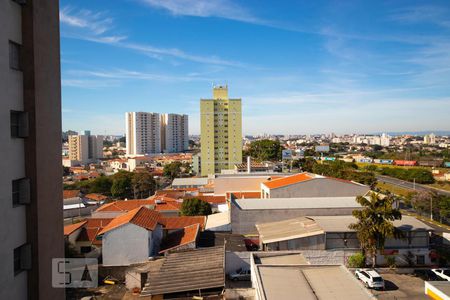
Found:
9,41 -> 22,70
10,111 -> 29,138
14,244 -> 31,275
12,178 -> 31,206
80,246 -> 92,254
416,255 -> 425,265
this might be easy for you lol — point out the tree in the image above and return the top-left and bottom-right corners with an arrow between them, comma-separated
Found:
349,193 -> 402,267
246,139 -> 284,162
90,175 -> 113,194
63,166 -> 71,176
180,198 -> 212,216
132,172 -> 156,199
111,171 -> 133,199
163,161 -> 183,180
347,252 -> 366,268
298,158 -> 317,172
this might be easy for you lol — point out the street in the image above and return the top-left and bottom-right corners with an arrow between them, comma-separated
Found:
376,175 -> 450,197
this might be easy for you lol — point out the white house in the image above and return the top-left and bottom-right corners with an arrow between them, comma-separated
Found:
99,207 -> 164,266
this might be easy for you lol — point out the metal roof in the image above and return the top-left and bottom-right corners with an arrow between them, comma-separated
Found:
234,197 -> 361,210
171,177 -> 209,186
141,246 -> 225,296
256,265 -> 373,300
257,215 -> 434,244
256,217 -> 324,244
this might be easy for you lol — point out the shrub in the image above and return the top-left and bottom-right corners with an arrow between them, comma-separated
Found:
385,256 -> 396,269
347,252 -> 366,268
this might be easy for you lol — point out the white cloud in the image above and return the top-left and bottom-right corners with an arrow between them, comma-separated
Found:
66,68 -> 213,82
60,6 -> 244,67
389,5 -> 450,29
60,7 -> 115,35
140,0 -> 260,23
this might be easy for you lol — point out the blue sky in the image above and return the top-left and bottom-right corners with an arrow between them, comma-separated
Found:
60,0 -> 450,135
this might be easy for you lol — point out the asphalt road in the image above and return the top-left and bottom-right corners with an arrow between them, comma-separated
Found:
376,175 -> 450,197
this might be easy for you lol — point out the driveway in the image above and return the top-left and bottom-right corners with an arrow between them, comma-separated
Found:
369,273 -> 427,299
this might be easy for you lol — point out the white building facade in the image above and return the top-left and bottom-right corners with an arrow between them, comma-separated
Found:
68,133 -> 103,164
126,112 -> 189,155
161,113 -> 189,153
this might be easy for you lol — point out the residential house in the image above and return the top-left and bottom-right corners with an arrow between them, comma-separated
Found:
159,223 -> 200,255
99,207 -> 164,266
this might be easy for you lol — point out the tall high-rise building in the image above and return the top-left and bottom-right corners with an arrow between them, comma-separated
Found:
200,85 -> 242,176
161,114 -> 189,153
126,112 -> 161,155
1,0 -> 64,299
68,133 -> 104,164
424,133 -> 436,145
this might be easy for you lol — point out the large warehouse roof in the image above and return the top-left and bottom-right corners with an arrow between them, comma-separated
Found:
234,196 -> 361,210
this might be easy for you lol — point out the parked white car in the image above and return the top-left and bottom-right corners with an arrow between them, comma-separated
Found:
355,269 -> 385,289
432,269 -> 450,281
229,268 -> 251,281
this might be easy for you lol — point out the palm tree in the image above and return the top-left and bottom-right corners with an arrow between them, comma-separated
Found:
349,192 -> 402,267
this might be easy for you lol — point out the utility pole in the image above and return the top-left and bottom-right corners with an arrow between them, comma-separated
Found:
430,194 -> 433,221
413,178 -> 416,190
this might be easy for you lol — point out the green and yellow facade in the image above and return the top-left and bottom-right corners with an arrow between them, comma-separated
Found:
200,86 -> 242,176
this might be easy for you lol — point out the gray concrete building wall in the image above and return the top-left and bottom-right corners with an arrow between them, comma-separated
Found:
102,223 -> 150,266
0,1 -> 28,299
269,178 -> 370,198
231,203 -> 358,235
1,0 -> 64,299
264,235 -> 326,251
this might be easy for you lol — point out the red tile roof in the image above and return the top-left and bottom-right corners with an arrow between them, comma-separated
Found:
85,193 -> 108,201
262,173 -> 314,189
162,216 -> 206,230
226,191 -> 261,199
96,199 -> 154,212
159,224 -> 200,254
64,221 -> 87,236
184,195 -> 226,204
76,218 -> 113,245
155,201 -> 182,211
98,207 -> 162,235
63,189 -> 80,199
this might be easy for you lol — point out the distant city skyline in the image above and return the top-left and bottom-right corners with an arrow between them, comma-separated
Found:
61,0 -> 450,135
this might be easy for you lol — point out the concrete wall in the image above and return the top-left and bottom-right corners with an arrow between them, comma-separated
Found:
326,232 -> 359,249
102,223 -> 152,266
214,176 -> 267,195
231,203 -> 358,235
225,251 -> 250,274
264,234 -> 326,251
269,178 -> 369,198
0,2 -> 28,299
0,0 -> 65,299
376,248 -> 432,266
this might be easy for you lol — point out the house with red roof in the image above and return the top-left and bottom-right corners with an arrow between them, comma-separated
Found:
99,206 -> 165,266
260,172 -> 370,199
159,223 -> 200,255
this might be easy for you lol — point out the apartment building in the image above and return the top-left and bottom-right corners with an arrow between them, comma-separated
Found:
126,112 -> 189,155
161,113 -> 189,153
0,0 -> 64,299
200,86 -> 242,176
126,112 -> 161,155
68,132 -> 103,165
